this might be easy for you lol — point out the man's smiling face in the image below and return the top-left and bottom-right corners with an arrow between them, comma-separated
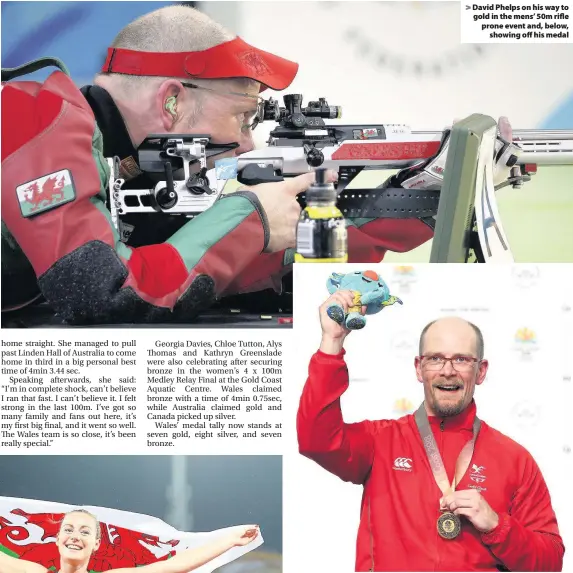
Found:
415,317 -> 488,417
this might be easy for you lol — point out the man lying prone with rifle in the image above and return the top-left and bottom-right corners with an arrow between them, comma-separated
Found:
2,5 -> 571,325
114,97 -> 573,265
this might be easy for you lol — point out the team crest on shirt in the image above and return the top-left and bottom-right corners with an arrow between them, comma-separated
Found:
16,169 -> 76,217
469,463 -> 488,490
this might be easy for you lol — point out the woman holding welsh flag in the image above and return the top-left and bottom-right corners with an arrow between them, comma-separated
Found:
0,504 -> 260,573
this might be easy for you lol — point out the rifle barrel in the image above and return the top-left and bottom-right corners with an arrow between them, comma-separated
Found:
512,129 -> 573,165
413,129 -> 573,165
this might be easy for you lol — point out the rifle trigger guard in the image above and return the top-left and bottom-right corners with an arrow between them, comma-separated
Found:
237,164 -> 284,186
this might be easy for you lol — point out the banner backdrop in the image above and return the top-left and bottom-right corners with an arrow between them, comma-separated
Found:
287,263 -> 572,573
0,497 -> 262,573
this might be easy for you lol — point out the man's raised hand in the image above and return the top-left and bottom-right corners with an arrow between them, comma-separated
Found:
319,291 -> 366,355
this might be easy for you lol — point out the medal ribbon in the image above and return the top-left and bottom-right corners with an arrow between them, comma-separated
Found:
414,403 -> 481,501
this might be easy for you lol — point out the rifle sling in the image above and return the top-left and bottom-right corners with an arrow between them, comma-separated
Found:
297,187 -> 439,218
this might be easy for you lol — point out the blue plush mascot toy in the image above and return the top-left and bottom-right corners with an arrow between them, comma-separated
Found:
326,270 -> 403,330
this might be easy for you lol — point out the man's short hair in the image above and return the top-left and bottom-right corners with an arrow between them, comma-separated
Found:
418,318 -> 484,359
109,5 -> 234,54
96,6 -> 256,99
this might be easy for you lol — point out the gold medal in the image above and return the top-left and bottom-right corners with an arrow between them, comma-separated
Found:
437,512 -> 461,539
415,404 -> 481,542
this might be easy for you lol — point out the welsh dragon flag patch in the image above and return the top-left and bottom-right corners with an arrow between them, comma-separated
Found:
16,169 -> 76,217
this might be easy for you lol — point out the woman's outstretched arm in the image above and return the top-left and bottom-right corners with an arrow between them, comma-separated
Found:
113,525 -> 259,573
0,552 -> 47,573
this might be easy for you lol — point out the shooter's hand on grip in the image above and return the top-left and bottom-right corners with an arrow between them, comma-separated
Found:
319,290 -> 366,354
242,170 -> 337,252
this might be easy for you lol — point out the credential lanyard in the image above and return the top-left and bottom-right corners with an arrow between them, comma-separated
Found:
414,403 -> 481,498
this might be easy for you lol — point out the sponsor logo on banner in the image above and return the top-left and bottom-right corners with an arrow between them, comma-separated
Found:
392,266 -> 417,293
0,508 -> 178,571
390,330 -> 416,361
393,457 -> 413,472
511,401 -> 541,428
392,398 -> 415,416
511,265 -> 540,289
514,327 -> 538,360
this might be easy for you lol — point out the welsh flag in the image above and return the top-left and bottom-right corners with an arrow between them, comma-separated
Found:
0,497 -> 263,573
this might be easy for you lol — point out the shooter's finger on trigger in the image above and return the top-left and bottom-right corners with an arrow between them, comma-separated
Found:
288,169 -> 338,196
361,305 -> 367,315
324,169 -> 338,183
287,171 -> 318,196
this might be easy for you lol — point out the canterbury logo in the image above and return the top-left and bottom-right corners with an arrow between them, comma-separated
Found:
393,457 -> 413,471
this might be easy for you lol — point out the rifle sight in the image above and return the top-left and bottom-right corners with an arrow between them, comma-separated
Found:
260,94 -> 341,128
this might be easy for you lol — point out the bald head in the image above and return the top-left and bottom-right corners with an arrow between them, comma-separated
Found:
419,317 -> 484,360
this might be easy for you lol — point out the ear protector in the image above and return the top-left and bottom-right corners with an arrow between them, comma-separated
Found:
165,95 -> 178,119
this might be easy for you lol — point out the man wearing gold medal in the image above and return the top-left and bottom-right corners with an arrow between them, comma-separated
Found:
297,291 -> 564,571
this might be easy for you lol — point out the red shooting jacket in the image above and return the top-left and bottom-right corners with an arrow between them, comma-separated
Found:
297,350 -> 565,572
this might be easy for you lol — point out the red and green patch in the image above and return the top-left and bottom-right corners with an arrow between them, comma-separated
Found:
16,169 -> 76,217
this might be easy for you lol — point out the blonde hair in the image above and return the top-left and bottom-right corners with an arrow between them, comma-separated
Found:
60,509 -> 102,541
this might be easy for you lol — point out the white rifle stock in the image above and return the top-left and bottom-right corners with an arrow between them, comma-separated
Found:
107,112 -> 573,262
236,117 -> 573,263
